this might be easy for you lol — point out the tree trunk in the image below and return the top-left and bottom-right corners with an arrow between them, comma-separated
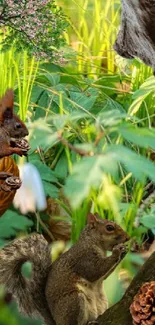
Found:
114,0 -> 155,73
97,251 -> 155,324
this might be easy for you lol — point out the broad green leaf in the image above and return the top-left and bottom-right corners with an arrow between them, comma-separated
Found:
44,73 -> 60,86
0,211 -> 33,238
141,215 -> 155,229
49,111 -> 88,130
70,87 -> 98,112
119,124 -> 155,149
64,154 -> 118,207
65,144 -> 155,208
94,74 -> 126,96
40,62 -> 64,73
43,181 -> 59,198
129,76 -> 155,115
52,86 -> 98,114
60,74 -> 80,86
31,160 -> 58,182
133,76 -> 155,93
35,91 -> 49,119
29,120 -> 59,152
31,85 -> 44,103
51,115 -> 68,130
55,154 -> 68,179
97,109 -> 127,127
106,145 -> 155,182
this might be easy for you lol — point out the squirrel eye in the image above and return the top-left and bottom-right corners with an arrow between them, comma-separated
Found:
106,224 -> 115,232
15,122 -> 22,129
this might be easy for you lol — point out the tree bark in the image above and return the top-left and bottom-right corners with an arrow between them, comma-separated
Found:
96,251 -> 155,325
114,0 -> 155,73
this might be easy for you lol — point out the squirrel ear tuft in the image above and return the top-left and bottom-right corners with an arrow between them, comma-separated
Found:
0,89 -> 14,121
87,213 -> 98,225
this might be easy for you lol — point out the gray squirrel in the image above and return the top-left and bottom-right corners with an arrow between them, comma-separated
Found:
0,213 -> 129,325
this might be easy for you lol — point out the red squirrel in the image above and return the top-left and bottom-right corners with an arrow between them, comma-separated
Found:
0,89 -> 29,181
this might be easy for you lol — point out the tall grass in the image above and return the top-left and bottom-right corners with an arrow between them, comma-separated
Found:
0,43 -> 39,121
58,0 -> 121,76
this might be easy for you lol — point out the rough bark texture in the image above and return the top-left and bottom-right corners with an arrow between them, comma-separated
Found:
114,0 -> 155,73
96,251 -> 155,325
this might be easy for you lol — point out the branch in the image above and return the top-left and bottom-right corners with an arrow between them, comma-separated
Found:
96,251 -> 155,325
58,132 -> 93,157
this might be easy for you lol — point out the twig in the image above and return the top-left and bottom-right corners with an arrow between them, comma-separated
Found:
58,132 -> 93,157
94,131 -> 104,146
35,212 -> 55,241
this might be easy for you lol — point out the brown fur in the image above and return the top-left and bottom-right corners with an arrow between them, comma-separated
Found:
0,216 -> 129,325
46,216 -> 129,325
0,89 -> 28,158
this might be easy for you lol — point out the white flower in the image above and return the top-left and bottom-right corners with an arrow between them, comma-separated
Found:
13,163 -> 47,214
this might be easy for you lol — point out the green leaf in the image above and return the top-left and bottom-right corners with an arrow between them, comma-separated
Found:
35,91 -> 49,119
64,155 -> 118,208
21,261 -> 33,279
29,120 -> 59,152
141,215 -> 155,229
40,62 -> 64,73
119,124 -> 155,150
43,181 -> 59,198
98,110 -> 127,127
129,76 -> 155,115
31,160 -> 58,183
106,145 -> 155,182
64,144 -> 155,208
55,154 -> 68,179
44,73 -> 60,86
0,211 -> 33,238
52,86 -> 98,114
70,87 -> 98,112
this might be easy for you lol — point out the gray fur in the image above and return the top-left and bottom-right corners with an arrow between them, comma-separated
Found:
0,219 -> 129,325
0,234 -> 55,325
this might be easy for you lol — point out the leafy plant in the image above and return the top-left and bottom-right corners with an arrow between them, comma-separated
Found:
0,0 -> 68,60
1,0 -> 155,321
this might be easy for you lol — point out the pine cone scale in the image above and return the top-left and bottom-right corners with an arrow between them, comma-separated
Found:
130,282 -> 155,325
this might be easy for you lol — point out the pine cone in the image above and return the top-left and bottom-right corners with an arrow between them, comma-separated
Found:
0,157 -> 19,216
130,282 -> 155,325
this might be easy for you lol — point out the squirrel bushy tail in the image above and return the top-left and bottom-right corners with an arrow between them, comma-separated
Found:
0,234 -> 55,325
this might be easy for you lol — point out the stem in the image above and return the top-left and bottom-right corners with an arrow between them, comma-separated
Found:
58,131 -> 93,156
35,212 -> 55,241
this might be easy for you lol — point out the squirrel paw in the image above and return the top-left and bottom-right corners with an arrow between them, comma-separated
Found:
5,176 -> 22,190
12,148 -> 27,157
87,322 -> 98,325
113,243 -> 127,260
10,139 -> 30,156
1,176 -> 21,191
0,184 -> 12,192
0,172 -> 13,180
